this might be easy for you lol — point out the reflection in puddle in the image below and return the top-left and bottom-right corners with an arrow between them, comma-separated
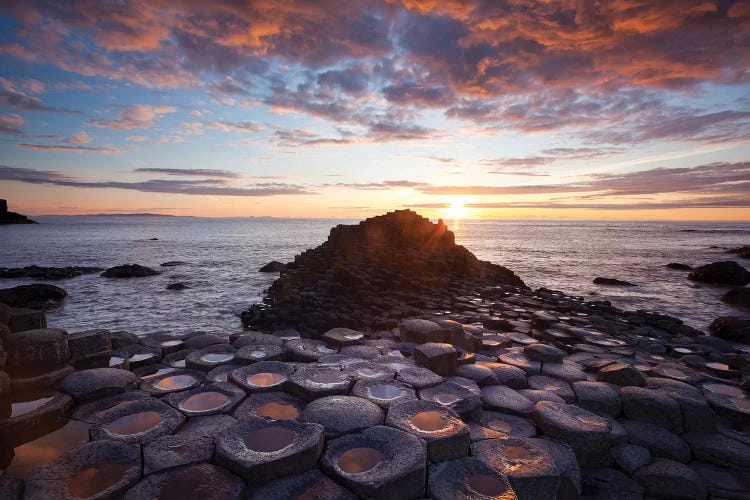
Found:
368,384 -> 402,400
173,359 -> 187,368
68,463 -> 131,498
467,474 -> 509,496
503,445 -> 534,460
243,426 -> 294,452
106,411 -> 163,435
129,353 -> 154,363
411,411 -> 447,432
248,372 -> 285,387
338,447 -> 381,473
10,396 -> 55,418
181,392 -> 230,412
108,356 -> 125,367
434,393 -> 460,405
255,402 -> 299,420
5,419 -> 90,479
736,398 -> 750,411
248,351 -> 267,359
705,362 -> 730,371
160,340 -> 183,347
703,383 -> 744,397
200,353 -> 234,363
141,367 -> 175,379
357,368 -> 382,379
154,375 -> 196,391
487,420 -> 512,433
310,372 -> 342,384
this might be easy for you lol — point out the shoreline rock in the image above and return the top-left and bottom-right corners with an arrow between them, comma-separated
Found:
0,199 -> 36,225
593,277 -> 638,286
688,261 -> 750,286
101,264 -> 160,278
0,266 -> 102,280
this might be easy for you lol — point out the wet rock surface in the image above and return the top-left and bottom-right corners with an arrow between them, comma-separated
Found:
101,264 -> 160,278
3,211 -> 750,498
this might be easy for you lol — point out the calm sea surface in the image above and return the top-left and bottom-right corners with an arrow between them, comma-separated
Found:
1,216 -> 749,335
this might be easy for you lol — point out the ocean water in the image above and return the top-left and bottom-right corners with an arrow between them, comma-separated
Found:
1,216 -> 748,336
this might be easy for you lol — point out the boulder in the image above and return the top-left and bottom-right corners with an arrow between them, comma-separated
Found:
531,401 -> 612,461
727,246 -> 750,259
709,316 -> 750,343
0,284 -> 67,308
5,328 -> 70,377
593,277 -> 637,286
720,287 -> 750,309
633,458 -> 708,500
166,282 -> 190,290
620,386 -> 682,431
688,261 -> 750,286
413,342 -> 457,376
427,458 -> 516,500
0,265 -> 102,280
59,367 -> 138,402
101,264 -> 159,278
667,263 -> 693,271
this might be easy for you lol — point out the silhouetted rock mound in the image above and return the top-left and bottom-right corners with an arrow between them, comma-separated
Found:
0,283 -> 67,308
0,265 -> 102,280
242,210 -> 525,336
666,263 -> 693,271
594,277 -> 637,286
259,261 -> 287,272
727,246 -> 750,259
710,316 -> 750,343
720,288 -> 750,309
688,261 -> 750,286
0,199 -> 37,224
101,264 -> 160,278
166,282 -> 190,290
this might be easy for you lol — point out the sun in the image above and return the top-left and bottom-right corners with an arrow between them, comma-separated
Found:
445,197 -> 470,219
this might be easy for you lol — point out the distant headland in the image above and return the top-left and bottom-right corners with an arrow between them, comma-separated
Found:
0,199 -> 37,224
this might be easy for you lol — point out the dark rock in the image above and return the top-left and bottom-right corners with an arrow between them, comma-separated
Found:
482,386 -> 535,417
689,261 -> 750,285
572,381 -> 622,417
101,264 -> 159,278
0,265 -> 102,280
620,386 -> 682,431
166,282 -> 190,290
611,443 -> 651,475
524,343 -> 565,363
428,458 -> 516,500
531,401 -> 612,460
67,329 -> 112,360
160,261 -> 188,267
593,277 -> 637,286
90,398 -> 185,444
0,199 -> 37,224
351,379 -> 417,409
580,468 -> 644,499
0,284 -> 67,308
301,395 -> 384,438
683,432 -> 750,471
4,328 -> 70,377
248,470 -> 358,500
596,363 -> 647,387
633,458 -> 708,500
124,463 -> 245,500
619,419 -> 691,463
259,261 -> 287,272
720,287 -> 750,309
59,367 -> 138,402
413,342 -> 457,376
709,316 -> 750,343
667,263 -> 693,271
727,246 -> 750,259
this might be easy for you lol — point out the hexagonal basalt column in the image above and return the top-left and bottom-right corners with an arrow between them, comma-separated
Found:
112,345 -> 161,369
205,364 -> 244,383
67,329 -> 112,360
139,369 -> 204,395
323,327 -> 366,348
478,411 -> 537,439
5,328 -> 70,377
428,458 -> 517,500
400,318 -> 448,344
230,361 -> 294,393
481,386 -> 535,417
162,349 -> 194,368
185,345 -> 238,371
24,440 -> 141,500
524,343 -> 565,364
59,368 -> 138,403
235,344 -> 285,364
321,425 -> 427,500
124,463 -> 245,499
90,398 -> 185,444
234,391 -> 306,421
301,395 -> 384,438
397,365 -> 443,389
288,366 -> 353,401
620,386 -> 682,432
215,417 -> 324,483
413,343 -> 458,376
163,382 -> 245,417
248,469 -> 358,500
498,352 -> 541,375
420,381 -> 483,421
344,362 -> 397,383
572,381 -> 622,417
351,380 -> 417,409
472,437 -> 560,499
527,375 -> 575,403
531,401 -> 612,463
285,339 -> 338,362
0,391 -> 73,447
71,391 -> 152,424
386,399 -> 470,462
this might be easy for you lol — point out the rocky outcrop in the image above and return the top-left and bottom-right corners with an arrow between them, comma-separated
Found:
688,261 -> 750,286
710,316 -> 750,343
241,210 -> 525,336
720,287 -> 750,309
727,246 -> 750,259
101,264 -> 160,278
259,261 -> 287,272
666,263 -> 693,271
0,284 -> 67,308
593,277 -> 637,286
0,265 -> 102,280
0,199 -> 37,224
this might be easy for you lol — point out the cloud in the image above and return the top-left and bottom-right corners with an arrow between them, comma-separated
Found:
133,168 -> 242,179
127,135 -> 151,142
17,143 -> 121,153
0,78 -> 80,113
0,165 -> 313,197
207,121 -> 262,133
65,131 -> 92,144
91,105 -> 176,130
0,113 -> 24,134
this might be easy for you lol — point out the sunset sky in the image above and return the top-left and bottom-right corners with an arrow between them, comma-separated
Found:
1,1 -> 749,219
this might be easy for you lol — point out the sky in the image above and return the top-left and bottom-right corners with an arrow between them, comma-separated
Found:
1,0 -> 749,220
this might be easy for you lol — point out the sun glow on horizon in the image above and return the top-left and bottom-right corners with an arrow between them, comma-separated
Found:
445,197 -> 471,219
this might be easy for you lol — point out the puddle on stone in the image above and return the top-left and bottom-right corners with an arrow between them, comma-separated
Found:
703,383 -> 744,397
244,426 -> 295,452
705,362 -> 731,371
160,340 -> 183,347
735,398 -> 750,411
503,445 -> 534,460
181,392 -> 230,412
338,447 -> 381,474
673,347 -> 693,354
10,395 -> 55,418
248,351 -> 267,359
357,368 -> 382,379
343,333 -> 363,340
411,411 -> 448,432
316,345 -> 337,354
255,402 -> 299,420
5,419 -> 90,479
68,463 -> 131,498
487,420 -> 513,433
153,375 -> 196,391
310,372 -> 342,384
200,353 -> 234,363
248,372 -> 285,387
173,359 -> 187,368
467,474 -> 509,496
129,353 -> 154,363
106,411 -> 163,435
369,384 -> 402,400
433,393 -> 460,405
108,356 -> 125,367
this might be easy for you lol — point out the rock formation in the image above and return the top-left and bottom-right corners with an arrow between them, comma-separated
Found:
0,200 -> 37,224
242,210 -> 525,336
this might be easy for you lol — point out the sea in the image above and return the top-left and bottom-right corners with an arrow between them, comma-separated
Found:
1,216 -> 749,336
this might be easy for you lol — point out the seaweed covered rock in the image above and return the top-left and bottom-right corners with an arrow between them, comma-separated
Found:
242,210 -> 525,336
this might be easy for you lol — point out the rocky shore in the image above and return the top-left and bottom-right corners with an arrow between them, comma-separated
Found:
1,210 -> 749,499
0,200 -> 36,225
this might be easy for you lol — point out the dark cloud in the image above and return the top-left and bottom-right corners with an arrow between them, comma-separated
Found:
0,80 -> 80,114
0,165 -> 313,196
133,168 -> 242,178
